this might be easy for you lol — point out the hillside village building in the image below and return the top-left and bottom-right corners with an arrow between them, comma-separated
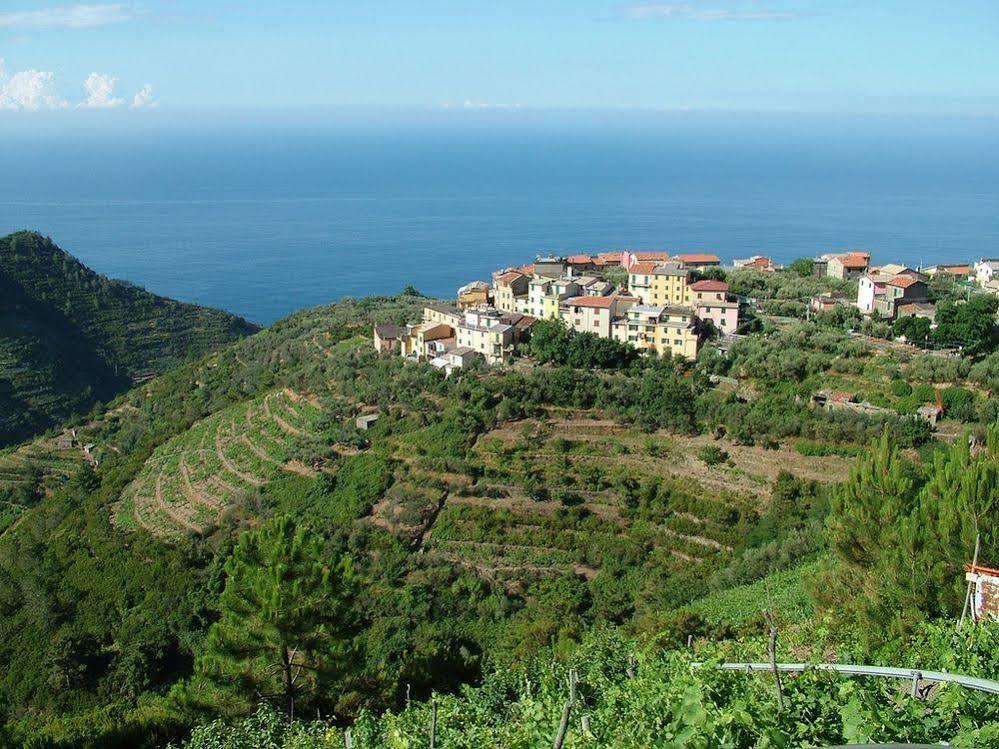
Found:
628,261 -> 693,306
674,253 -> 722,270
492,271 -> 529,311
457,281 -> 491,309
690,280 -> 739,333
734,255 -> 781,272
857,266 -> 929,319
611,304 -> 700,358
825,251 -> 871,280
975,259 -> 999,286
385,251 -> 748,367
373,324 -> 405,353
560,294 -> 639,338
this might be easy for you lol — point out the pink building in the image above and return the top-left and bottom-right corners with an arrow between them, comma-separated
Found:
690,280 -> 739,334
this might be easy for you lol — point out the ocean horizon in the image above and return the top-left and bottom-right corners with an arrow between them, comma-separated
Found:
2,117 -> 997,325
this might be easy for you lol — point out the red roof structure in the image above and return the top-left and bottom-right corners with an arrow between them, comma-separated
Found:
888,276 -> 920,289
690,280 -> 729,292
675,253 -> 721,264
496,271 -> 525,285
628,261 -> 657,274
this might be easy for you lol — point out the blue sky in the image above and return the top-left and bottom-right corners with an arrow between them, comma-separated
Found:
0,1 -> 997,119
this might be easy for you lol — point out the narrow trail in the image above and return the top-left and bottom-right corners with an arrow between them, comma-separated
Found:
215,430 -> 265,487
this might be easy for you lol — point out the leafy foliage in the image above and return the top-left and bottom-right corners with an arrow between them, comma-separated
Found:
0,232 -> 257,446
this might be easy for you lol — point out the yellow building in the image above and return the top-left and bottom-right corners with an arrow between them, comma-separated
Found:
628,261 -> 691,306
612,304 -> 700,359
457,281 -> 491,309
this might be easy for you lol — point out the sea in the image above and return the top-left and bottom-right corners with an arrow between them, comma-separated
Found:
2,113 -> 998,325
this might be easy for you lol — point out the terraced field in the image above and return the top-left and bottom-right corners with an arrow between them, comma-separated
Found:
115,389 -> 323,538
0,438 -> 85,533
422,415 -> 853,594
0,440 -> 83,488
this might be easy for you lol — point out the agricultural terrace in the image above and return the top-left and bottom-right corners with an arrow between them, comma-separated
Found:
0,438 -> 85,534
115,389 -> 323,538
424,414 -> 852,598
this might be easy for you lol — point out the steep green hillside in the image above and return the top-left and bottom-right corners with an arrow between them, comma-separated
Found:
0,231 -> 258,446
2,289 -> 998,747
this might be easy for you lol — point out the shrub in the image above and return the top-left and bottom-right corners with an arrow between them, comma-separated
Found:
696,445 -> 728,465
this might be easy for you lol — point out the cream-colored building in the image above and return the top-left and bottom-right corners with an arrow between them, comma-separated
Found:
454,308 -> 516,364
559,295 -> 638,338
492,271 -> 529,312
399,322 -> 456,360
611,304 -> 700,359
423,303 -> 462,327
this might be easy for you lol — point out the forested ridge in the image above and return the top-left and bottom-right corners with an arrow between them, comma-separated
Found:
1,267 -> 999,746
0,231 -> 258,447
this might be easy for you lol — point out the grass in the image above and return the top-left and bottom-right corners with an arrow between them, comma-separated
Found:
682,561 -> 820,627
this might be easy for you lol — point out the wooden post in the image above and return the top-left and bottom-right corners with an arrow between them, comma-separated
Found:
552,669 -> 578,749
959,534 -> 982,631
344,728 -> 353,749
762,609 -> 785,712
429,700 -> 438,749
581,714 -> 591,735
911,672 -> 921,699
406,682 -> 411,710
626,655 -> 636,679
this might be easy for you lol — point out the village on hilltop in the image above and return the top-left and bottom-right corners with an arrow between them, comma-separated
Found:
374,248 -> 999,375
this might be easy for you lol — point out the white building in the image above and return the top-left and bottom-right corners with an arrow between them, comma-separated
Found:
976,259 -> 999,286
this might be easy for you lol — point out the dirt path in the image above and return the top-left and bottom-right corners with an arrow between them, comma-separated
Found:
264,392 -> 304,437
215,430 -> 265,487
153,471 -> 203,534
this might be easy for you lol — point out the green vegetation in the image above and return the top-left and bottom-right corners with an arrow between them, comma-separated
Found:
0,231 -> 258,446
2,257 -> 999,746
177,623 -> 999,749
526,318 -> 638,369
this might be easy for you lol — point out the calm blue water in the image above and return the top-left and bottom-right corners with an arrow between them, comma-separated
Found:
2,118 -> 998,324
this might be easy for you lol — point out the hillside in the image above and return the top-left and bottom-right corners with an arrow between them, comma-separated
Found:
1,287 -> 998,746
0,231 -> 258,446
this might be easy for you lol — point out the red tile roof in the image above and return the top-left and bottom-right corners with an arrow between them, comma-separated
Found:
567,254 -> 594,264
690,280 -> 729,292
516,264 -> 535,276
565,295 -> 617,309
597,252 -> 624,262
628,261 -> 657,274
888,275 -> 921,288
565,295 -> 638,309
631,251 -> 671,261
838,253 -> 870,269
675,253 -> 721,264
744,257 -> 777,270
496,271 -> 525,285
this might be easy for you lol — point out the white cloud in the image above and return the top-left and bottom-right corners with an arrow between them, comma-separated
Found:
131,83 -> 158,108
0,4 -> 134,29
441,100 -> 524,110
79,71 -> 123,108
623,3 -> 804,21
0,58 -> 68,110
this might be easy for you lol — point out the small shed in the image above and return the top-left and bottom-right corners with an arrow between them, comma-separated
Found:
355,414 -> 380,431
965,563 -> 999,622
917,404 -> 944,425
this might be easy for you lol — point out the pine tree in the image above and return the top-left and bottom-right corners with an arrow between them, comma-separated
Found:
826,429 -> 917,569
196,516 -> 355,718
904,436 -> 999,617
